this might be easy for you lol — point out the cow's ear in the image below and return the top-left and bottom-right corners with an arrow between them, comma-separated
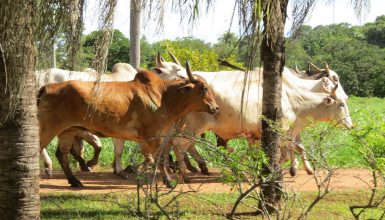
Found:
332,75 -> 339,83
321,77 -> 331,92
152,67 -> 164,74
324,97 -> 335,105
177,83 -> 194,94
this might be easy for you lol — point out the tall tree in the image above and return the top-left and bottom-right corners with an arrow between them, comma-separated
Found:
130,0 -> 142,68
0,0 -> 118,217
0,0 -> 40,217
259,0 -> 288,213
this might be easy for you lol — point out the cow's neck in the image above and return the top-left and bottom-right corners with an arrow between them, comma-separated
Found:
282,67 -> 327,93
284,83 -> 329,121
158,81 -> 197,122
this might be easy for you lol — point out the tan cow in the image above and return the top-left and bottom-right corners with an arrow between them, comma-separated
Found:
38,62 -> 219,187
37,63 -> 138,177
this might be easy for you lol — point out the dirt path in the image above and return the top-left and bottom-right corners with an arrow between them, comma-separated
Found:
40,168 -> 376,194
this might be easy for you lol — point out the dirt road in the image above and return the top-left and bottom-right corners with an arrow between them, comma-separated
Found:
40,168 -> 376,194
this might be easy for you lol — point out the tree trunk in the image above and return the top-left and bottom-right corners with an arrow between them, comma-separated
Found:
0,0 -> 40,218
130,0 -> 142,68
259,0 -> 288,214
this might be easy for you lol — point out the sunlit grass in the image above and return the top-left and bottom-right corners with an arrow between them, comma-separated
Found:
41,189 -> 385,219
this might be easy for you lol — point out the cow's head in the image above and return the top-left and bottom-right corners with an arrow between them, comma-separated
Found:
175,61 -> 219,115
306,63 -> 348,100
152,52 -> 187,80
319,84 -> 354,129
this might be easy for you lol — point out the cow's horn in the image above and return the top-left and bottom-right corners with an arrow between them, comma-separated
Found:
331,84 -> 338,99
168,52 -> 181,66
309,62 -> 322,72
156,51 -> 165,67
186,60 -> 195,82
324,63 -> 330,75
294,65 -> 300,74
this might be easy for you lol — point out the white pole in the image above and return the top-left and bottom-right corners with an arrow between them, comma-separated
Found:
52,41 -> 56,68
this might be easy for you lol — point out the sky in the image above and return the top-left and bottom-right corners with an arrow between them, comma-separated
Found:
84,0 -> 385,43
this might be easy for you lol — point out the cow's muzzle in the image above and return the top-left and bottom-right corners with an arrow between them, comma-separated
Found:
209,105 -> 219,114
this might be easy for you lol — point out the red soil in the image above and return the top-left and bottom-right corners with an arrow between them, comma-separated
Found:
40,168 -> 376,194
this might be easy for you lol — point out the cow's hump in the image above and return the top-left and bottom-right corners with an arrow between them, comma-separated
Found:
134,70 -> 160,84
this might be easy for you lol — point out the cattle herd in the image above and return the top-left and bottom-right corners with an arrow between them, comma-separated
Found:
36,53 -> 353,188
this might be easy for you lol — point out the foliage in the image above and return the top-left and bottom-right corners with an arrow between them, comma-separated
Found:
153,37 -> 220,71
82,29 -> 130,71
286,22 -> 385,97
364,15 -> 385,48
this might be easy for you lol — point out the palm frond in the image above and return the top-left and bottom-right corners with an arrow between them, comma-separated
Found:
91,0 -> 118,77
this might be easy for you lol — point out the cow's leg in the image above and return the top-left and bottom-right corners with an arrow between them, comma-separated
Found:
279,145 -> 290,164
289,135 -> 314,176
80,132 -> 102,168
185,133 -> 228,175
112,138 -> 126,175
187,146 -> 210,175
171,137 -> 193,184
56,133 -> 83,187
160,144 -> 174,188
174,143 -> 191,183
70,137 -> 91,172
289,145 -> 299,177
40,149 -> 53,178
216,134 -> 227,147
60,130 -> 90,172
294,142 -> 314,175
183,152 -> 199,173
39,125 -> 66,178
169,153 -> 178,173
164,151 -> 175,175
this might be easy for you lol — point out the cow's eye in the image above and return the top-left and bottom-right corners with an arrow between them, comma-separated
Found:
202,86 -> 208,93
339,103 -> 345,107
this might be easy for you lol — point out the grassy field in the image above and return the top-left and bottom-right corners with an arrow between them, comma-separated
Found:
44,96 -> 385,172
41,190 -> 385,219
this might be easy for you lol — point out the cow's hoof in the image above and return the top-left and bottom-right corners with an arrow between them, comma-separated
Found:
306,169 -> 314,175
80,166 -> 92,172
162,176 -> 175,188
183,176 -> 191,183
123,165 -> 137,174
187,166 -> 199,173
45,168 -> 53,178
117,172 -> 130,179
200,166 -> 210,176
69,179 -> 84,188
289,167 -> 297,177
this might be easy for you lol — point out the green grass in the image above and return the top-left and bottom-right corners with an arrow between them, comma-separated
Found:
41,190 -> 385,219
44,96 -> 385,171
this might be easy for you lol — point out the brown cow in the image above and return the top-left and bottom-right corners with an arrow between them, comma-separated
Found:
38,62 -> 219,187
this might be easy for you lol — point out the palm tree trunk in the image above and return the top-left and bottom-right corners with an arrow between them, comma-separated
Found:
259,0 -> 288,214
0,0 -> 40,218
130,0 -> 142,68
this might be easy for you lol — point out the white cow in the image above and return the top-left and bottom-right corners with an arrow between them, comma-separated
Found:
37,63 -> 137,176
148,55 -> 353,183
